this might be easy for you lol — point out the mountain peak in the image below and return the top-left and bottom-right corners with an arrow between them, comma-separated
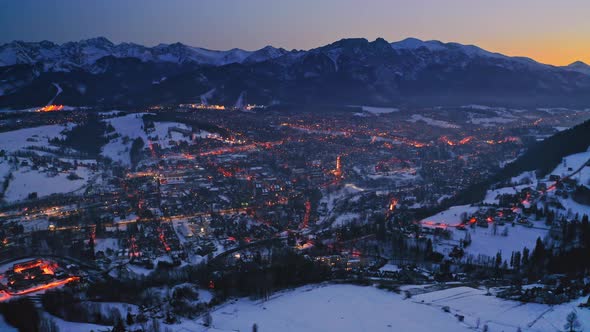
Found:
2,36 -> 590,108
390,37 -> 518,62
260,45 -> 278,51
329,38 -> 369,47
568,61 -> 589,67
243,45 -> 288,63
564,61 -> 590,75
168,42 -> 188,48
0,36 -> 572,73
38,40 -> 58,48
372,37 -> 392,50
79,37 -> 114,47
391,37 -> 446,51
320,37 -> 394,54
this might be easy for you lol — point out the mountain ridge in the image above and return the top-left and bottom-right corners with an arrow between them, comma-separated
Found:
563,61 -> 590,75
1,37 -> 589,109
0,37 -> 289,69
1,36 -> 584,70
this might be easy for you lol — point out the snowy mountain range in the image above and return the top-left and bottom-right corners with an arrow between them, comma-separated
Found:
0,37 -> 289,70
1,37 -> 589,108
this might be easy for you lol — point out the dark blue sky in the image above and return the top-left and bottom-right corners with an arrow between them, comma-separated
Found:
1,0 -> 588,65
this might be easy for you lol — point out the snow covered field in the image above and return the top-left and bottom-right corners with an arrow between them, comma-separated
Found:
463,225 -> 546,259
0,123 -> 71,152
412,286 -> 590,332
319,184 -> 366,224
550,149 -> 590,179
331,212 -> 362,227
175,283 -> 588,332
407,114 -> 460,129
50,314 -> 110,332
422,205 -> 548,259
102,113 -> 193,166
101,113 -> 149,165
23,283 -> 588,332
0,122 -> 103,202
361,106 -> 399,115
3,165 -> 93,202
201,284 -> 472,332
422,204 -> 480,225
94,237 -> 121,254
0,316 -> 17,332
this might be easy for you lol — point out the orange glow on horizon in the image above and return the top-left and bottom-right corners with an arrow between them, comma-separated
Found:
476,37 -> 590,67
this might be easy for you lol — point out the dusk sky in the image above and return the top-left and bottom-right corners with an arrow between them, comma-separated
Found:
1,0 -> 589,66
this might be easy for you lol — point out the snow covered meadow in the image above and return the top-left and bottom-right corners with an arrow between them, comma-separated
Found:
28,283 -> 590,332
421,204 -> 547,259
101,113 -> 194,166
0,123 -> 100,203
201,284 -> 472,332
172,284 -> 589,332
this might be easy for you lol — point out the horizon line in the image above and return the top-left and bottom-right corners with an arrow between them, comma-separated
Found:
1,35 -> 586,68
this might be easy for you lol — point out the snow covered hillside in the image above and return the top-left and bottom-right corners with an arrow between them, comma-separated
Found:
2,164 -> 94,202
0,123 -> 71,153
421,145 -> 590,262
422,204 -> 547,260
410,285 -> 589,332
185,284 -> 588,332
201,284 -> 472,332
0,122 -> 100,203
101,113 -> 194,166
28,283 -> 590,332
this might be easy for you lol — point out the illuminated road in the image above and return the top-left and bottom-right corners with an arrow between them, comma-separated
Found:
50,207 -> 252,232
0,277 -> 80,302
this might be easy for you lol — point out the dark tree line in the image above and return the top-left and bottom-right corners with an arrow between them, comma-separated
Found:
43,288 -> 125,327
508,216 -> 590,279
51,114 -> 112,156
83,247 -> 331,306
573,185 -> 590,206
0,297 -> 59,332
130,137 -> 145,169
213,249 -> 331,301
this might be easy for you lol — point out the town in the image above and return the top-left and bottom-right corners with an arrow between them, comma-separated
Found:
1,103 -> 590,331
